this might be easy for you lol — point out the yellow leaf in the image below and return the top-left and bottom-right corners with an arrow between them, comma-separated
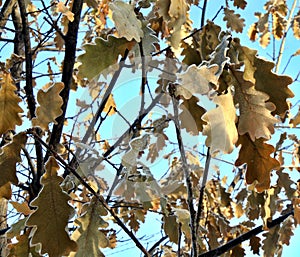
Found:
176,64 -> 219,99
32,82 -> 64,131
69,197 -> 109,257
11,201 -> 33,216
248,23 -> 258,41
57,2 -> 74,22
179,96 -> 206,135
0,182 -> 12,200
223,8 -> 245,33
235,135 -> 280,192
109,1 -> 143,42
103,94 -> 116,116
0,132 -> 27,187
78,36 -> 135,80
26,157 -> 77,257
259,30 -> 271,48
232,70 -> 278,141
202,91 -> 238,155
0,71 -> 23,135
292,10 -> 300,39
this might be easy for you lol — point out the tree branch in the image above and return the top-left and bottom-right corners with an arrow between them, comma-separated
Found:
198,210 -> 294,257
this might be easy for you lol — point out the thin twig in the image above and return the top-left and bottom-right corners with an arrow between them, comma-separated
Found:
195,147 -> 211,235
147,235 -> 168,256
169,84 -> 197,257
200,0 -> 208,28
178,222 -> 182,257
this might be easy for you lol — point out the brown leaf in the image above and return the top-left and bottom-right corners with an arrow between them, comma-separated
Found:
290,106 -> 300,127
248,23 -> 258,41
10,201 -> 33,216
223,8 -> 245,33
254,57 -> 294,118
232,70 -> 278,141
262,225 -> 280,257
103,93 -> 116,116
0,133 -> 27,187
272,12 -> 286,39
32,82 -> 64,130
0,71 -> 23,135
26,157 -> 77,257
233,0 -> 247,9
235,135 -> 280,192
0,182 -> 11,200
250,236 -> 261,255
292,10 -> 300,39
293,198 -> 300,225
279,216 -> 294,245
179,96 -> 206,135
163,215 -> 179,243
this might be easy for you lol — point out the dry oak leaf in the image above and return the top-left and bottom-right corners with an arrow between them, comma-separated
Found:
254,57 -> 294,118
176,64 -> 219,99
0,132 -> 27,187
78,35 -> 135,80
32,82 -> 64,130
292,10 -> 300,39
109,1 -> 143,42
102,93 -> 116,116
232,70 -> 278,141
293,198 -> 300,225
10,201 -> 33,216
0,72 -> 23,135
250,236 -> 261,255
223,8 -> 245,33
233,0 -> 247,9
57,2 -> 74,22
0,182 -> 11,200
202,91 -> 238,155
69,196 -> 109,257
290,106 -> 300,127
179,96 -> 206,135
235,134 -> 280,192
26,157 -> 77,257
279,216 -> 294,246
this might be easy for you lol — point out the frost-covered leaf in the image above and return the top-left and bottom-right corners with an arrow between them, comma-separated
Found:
69,197 -> 109,257
32,82 -> 64,130
254,57 -> 294,117
223,8 -> 245,33
176,64 -> 219,99
109,1 -> 143,42
0,132 -> 27,187
78,36 -> 135,80
179,96 -> 206,135
232,70 -> 278,141
202,91 -> 238,155
0,71 -> 23,135
26,157 -> 77,257
235,135 -> 280,192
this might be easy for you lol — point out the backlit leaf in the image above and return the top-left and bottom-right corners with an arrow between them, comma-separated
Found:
26,157 -> 77,257
262,225 -> 280,257
109,1 -> 143,42
202,91 -> 238,155
235,135 -> 280,192
69,196 -> 109,257
293,198 -> 300,225
103,94 -> 116,116
232,70 -> 278,141
233,0 -> 247,9
0,132 -> 27,187
0,71 -> 23,135
292,10 -> 300,39
179,96 -> 206,135
223,8 -> 245,33
57,2 -> 74,22
289,106 -> 300,127
32,82 -> 64,130
78,36 -> 135,80
176,64 -> 219,99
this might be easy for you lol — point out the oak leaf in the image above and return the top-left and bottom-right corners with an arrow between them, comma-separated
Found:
202,91 -> 238,155
109,1 -> 143,42
0,72 -> 23,135
102,94 -> 116,116
235,135 -> 280,192
0,182 -> 11,199
272,12 -> 286,39
163,215 -> 178,243
250,236 -> 260,255
69,196 -> 109,257
78,36 -> 135,80
0,132 -> 27,187
292,10 -> 300,39
179,96 -> 206,135
176,64 -> 219,99
223,8 -> 245,33
32,82 -> 64,130
290,106 -> 300,127
279,216 -> 294,246
232,70 -> 278,141
293,198 -> 300,225
26,157 -> 77,257
233,0 -> 247,9
254,57 -> 294,117
11,201 -> 33,216
57,2 -> 74,22
262,225 -> 280,257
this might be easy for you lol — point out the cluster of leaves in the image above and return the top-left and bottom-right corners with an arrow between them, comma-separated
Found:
0,0 -> 299,257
